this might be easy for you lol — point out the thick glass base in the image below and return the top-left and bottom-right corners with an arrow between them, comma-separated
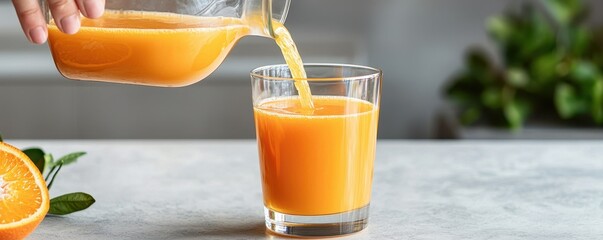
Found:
264,205 -> 369,237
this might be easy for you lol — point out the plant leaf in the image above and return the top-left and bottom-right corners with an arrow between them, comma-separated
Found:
503,97 -> 530,130
541,0 -> 583,25
461,107 -> 481,125
592,78 -> 603,124
467,48 -> 492,72
507,68 -> 529,87
518,10 -> 555,61
555,83 -> 588,118
50,152 -> 86,167
48,192 -> 96,215
531,52 -> 560,83
487,15 -> 513,43
23,148 -> 46,175
0,134 -> 3,142
570,27 -> 592,55
481,87 -> 503,109
505,104 -> 521,130
570,60 -> 598,83
45,153 -> 54,167
556,83 -> 576,118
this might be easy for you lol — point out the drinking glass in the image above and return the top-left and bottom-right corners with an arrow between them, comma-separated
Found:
251,63 -> 382,237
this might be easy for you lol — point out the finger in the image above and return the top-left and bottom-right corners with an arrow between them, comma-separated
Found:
75,0 -> 105,19
47,0 -> 81,34
12,0 -> 48,44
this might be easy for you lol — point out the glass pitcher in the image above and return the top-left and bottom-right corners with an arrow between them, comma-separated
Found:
41,0 -> 291,87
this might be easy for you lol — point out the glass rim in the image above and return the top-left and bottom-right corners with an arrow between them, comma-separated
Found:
250,63 -> 382,81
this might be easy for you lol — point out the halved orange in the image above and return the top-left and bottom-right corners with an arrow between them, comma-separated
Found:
0,142 -> 49,240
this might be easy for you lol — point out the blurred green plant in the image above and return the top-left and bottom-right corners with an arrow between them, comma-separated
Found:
445,0 -> 603,130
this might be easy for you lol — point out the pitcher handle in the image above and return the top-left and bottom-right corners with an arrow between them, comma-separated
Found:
38,0 -> 51,24
266,0 -> 290,37
272,0 -> 291,24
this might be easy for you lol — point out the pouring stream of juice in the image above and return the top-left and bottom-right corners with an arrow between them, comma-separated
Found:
272,21 -> 315,110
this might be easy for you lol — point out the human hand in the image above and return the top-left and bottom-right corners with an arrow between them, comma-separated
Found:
11,0 -> 105,44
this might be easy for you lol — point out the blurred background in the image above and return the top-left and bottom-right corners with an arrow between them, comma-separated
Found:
1,0 -> 603,139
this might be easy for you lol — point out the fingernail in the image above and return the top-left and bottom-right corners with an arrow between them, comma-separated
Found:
28,26 -> 47,44
84,0 -> 104,18
60,14 -> 80,34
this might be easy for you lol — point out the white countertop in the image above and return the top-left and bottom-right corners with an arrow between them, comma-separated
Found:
6,140 -> 602,239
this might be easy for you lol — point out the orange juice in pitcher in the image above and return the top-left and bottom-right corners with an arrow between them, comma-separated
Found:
49,11 -> 249,87
44,0 -> 292,87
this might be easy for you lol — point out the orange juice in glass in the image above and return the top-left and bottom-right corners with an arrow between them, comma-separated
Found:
251,64 -> 381,236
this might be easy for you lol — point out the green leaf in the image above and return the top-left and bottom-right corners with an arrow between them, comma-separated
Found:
466,48 -> 492,72
446,74 -> 482,105
481,87 -> 502,109
592,78 -> 603,124
460,107 -> 481,125
504,100 -> 528,130
555,83 -> 588,118
531,52 -> 560,82
23,148 -> 46,175
0,133 -> 3,142
518,11 -> 556,61
570,60 -> 598,83
48,192 -> 96,215
44,154 -> 54,167
506,68 -> 529,87
541,0 -> 583,25
449,91 -> 478,106
49,152 -> 86,167
556,61 -> 571,77
570,27 -> 592,55
487,16 -> 513,43
465,49 -> 497,85
556,84 -> 575,118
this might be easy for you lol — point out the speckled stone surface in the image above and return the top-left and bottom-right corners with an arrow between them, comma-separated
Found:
9,140 -> 603,239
